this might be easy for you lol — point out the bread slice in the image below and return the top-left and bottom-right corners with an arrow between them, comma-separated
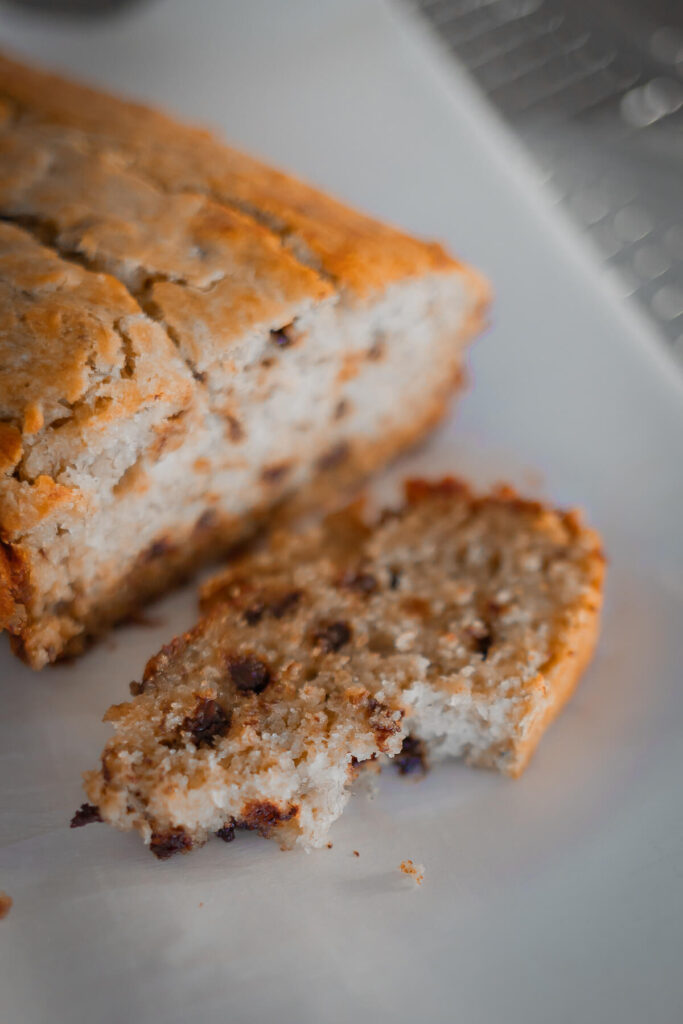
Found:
0,53 -> 488,667
79,480 -> 604,858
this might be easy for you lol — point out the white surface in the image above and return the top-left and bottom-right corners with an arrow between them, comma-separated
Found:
1,1 -> 682,1022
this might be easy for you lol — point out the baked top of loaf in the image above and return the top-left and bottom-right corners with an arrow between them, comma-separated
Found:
80,480 -> 604,858
0,51 -> 458,298
0,222 -> 194,481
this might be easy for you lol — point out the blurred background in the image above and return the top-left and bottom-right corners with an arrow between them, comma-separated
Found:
413,0 -> 683,366
2,0 -> 683,366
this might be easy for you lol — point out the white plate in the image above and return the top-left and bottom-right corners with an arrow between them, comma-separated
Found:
1,2 -> 682,1022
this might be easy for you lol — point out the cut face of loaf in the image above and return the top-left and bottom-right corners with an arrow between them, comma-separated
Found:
0,53 -> 488,668
81,480 -> 605,859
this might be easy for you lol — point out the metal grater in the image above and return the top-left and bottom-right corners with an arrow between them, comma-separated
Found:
412,0 -> 683,366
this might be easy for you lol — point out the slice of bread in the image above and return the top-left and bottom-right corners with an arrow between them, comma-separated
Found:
80,480 -> 605,858
0,53 -> 488,667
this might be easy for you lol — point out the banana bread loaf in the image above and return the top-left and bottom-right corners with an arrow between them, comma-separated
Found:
0,53 -> 488,667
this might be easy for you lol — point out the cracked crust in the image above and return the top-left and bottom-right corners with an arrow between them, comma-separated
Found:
81,480 -> 604,857
0,222 -> 194,453
0,51 -> 459,297
0,121 -> 333,378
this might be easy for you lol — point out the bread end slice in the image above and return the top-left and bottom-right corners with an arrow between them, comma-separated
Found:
78,479 -> 604,857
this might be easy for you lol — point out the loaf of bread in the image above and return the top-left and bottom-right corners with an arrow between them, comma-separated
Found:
78,480 -> 604,858
0,53 -> 488,667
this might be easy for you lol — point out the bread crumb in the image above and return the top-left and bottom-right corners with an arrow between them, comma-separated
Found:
353,850 -> 360,857
399,860 -> 424,886
326,843 -> 333,849
198,901 -> 204,908
0,891 -> 12,919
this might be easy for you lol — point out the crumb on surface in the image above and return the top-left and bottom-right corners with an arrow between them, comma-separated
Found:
327,843 -> 333,849
0,891 -> 12,919
70,803 -> 102,828
353,850 -> 360,857
399,860 -> 425,886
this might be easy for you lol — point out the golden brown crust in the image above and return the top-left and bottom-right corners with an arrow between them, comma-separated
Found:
500,548 -> 605,777
0,422 -> 22,475
0,50 -> 461,297
0,538 -> 29,633
0,222 -> 194,450
0,122 -> 333,375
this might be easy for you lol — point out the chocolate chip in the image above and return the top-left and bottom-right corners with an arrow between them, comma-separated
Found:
238,801 -> 296,836
195,509 -> 218,533
70,803 -> 102,828
150,830 -> 192,860
244,591 -> 301,625
244,602 -> 266,626
261,462 -> 290,484
142,537 -> 172,562
468,622 -> 494,660
270,590 -> 302,618
367,337 -> 385,360
216,821 -> 236,843
394,735 -> 428,776
227,655 -> 271,693
474,631 -> 493,660
313,620 -> 352,653
317,441 -> 349,472
182,697 -> 231,747
270,325 -> 294,347
225,415 -> 244,442
340,571 -> 378,595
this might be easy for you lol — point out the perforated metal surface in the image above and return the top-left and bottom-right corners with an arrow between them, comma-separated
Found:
413,0 -> 683,365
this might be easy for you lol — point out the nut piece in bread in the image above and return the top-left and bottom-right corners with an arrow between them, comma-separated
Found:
0,52 -> 488,667
81,479 -> 605,858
